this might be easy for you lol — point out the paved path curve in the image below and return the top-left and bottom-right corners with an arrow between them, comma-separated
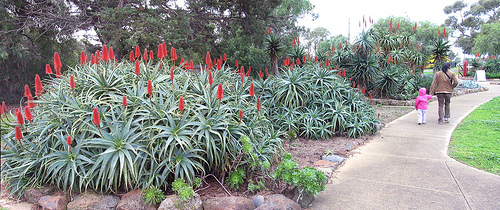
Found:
312,82 -> 500,210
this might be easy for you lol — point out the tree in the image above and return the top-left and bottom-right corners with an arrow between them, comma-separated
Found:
444,0 -> 500,54
264,32 -> 283,76
303,27 -> 331,54
430,38 -> 452,74
473,22 -> 500,55
1,0 -> 79,104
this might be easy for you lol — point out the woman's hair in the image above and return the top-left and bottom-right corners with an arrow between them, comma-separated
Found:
441,62 -> 451,72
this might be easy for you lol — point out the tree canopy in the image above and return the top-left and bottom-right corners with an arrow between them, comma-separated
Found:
444,0 -> 500,54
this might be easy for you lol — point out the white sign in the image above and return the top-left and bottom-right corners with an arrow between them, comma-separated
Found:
475,70 -> 487,82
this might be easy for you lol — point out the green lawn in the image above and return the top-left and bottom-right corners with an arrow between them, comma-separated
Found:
449,97 -> 500,175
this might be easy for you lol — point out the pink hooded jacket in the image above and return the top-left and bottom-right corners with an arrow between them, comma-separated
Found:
415,88 -> 432,110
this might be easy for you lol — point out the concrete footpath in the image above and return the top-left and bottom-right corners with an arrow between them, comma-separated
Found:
312,82 -> 500,210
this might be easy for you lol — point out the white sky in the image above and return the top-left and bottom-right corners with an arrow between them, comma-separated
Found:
298,0 -> 478,58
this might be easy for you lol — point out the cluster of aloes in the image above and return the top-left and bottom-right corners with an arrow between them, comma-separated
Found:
1,44 -> 281,195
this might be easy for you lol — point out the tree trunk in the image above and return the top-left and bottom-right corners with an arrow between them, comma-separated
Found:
270,54 -> 279,76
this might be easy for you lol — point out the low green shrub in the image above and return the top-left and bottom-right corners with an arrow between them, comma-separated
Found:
143,185 -> 165,205
272,153 -> 327,196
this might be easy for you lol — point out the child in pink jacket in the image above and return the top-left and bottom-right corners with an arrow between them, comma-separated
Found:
415,87 -> 432,125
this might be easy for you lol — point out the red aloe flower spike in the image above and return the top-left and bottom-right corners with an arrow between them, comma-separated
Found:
303,55 -> 306,62
149,50 -> 154,61
342,69 -> 346,77
54,52 -> 62,72
170,47 -> 175,60
147,80 -> 153,99
102,45 -> 109,61
208,70 -> 213,87
109,47 -> 115,61
28,94 -> 36,108
95,50 -> 101,62
24,106 -> 33,122
326,58 -> 329,66
16,110 -> 24,125
179,96 -> 184,115
216,83 -> 223,100
143,48 -> 148,62
413,22 -> 417,31
45,64 -> 53,74
91,54 -> 95,65
70,75 -> 75,91
122,95 -> 127,108
240,66 -> 245,83
190,60 -> 194,70
170,67 -> 175,84
180,58 -> 184,67
135,60 -> 140,77
206,51 -> 211,65
438,30 -> 441,37
135,45 -> 140,58
362,86 -> 365,94
162,42 -> 167,56
353,81 -> 356,88
158,44 -> 164,59
239,109 -> 243,124
130,51 -> 135,61
389,19 -> 393,31
93,107 -> 100,127
15,126 -> 22,140
235,59 -> 239,67
80,51 -> 86,66
24,84 -> 31,98
369,93 -> 373,99
256,97 -> 261,111
224,53 -> 227,62
246,66 -> 251,77
296,58 -> 301,65
67,135 -> 72,146
249,82 -> 255,98
2,101 -> 6,116
259,71 -> 264,78
315,56 -> 318,62
0,102 -> 3,116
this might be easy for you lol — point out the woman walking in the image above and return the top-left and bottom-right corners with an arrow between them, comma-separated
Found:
430,63 -> 459,124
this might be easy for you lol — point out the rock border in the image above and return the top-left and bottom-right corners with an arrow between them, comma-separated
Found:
369,87 -> 489,106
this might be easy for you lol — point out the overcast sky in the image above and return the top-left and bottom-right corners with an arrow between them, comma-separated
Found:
297,0 -> 478,58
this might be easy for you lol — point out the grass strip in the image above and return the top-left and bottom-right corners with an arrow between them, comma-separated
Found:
449,96 -> 500,175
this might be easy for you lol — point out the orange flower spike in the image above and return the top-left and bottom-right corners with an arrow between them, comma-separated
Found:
235,59 -> 239,67
239,109 -> 243,122
224,53 -> 227,62
149,50 -> 154,61
135,60 -> 140,77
